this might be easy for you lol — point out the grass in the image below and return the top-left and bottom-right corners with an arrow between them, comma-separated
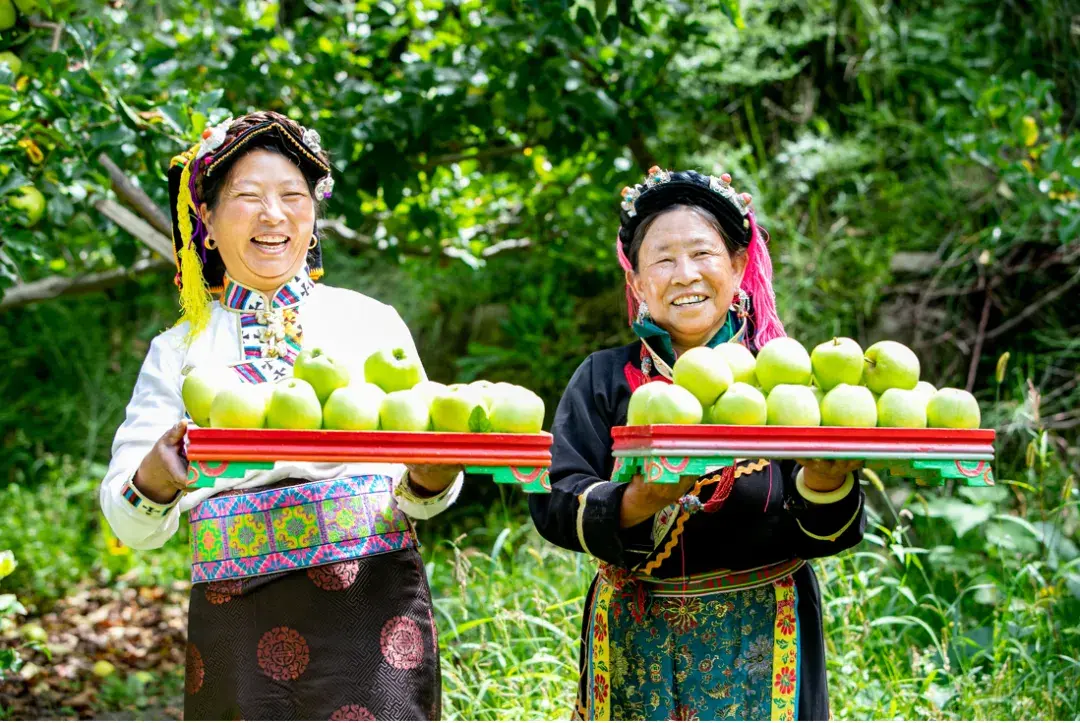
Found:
423,477 -> 1080,720
3,459 -> 1079,720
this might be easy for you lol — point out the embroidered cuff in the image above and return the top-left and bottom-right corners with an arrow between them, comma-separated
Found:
120,475 -> 180,519
575,481 -> 632,565
393,470 -> 462,520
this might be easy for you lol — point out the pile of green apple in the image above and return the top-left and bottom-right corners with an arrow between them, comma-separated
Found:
628,337 -> 983,429
181,346 -> 545,434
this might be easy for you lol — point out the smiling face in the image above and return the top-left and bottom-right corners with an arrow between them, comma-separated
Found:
629,206 -> 748,354
200,149 -> 315,293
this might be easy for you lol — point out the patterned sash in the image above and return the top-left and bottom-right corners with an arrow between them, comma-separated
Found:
189,475 -> 416,583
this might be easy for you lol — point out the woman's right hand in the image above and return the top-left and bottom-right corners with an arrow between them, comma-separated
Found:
619,473 -> 700,529
133,421 -> 191,505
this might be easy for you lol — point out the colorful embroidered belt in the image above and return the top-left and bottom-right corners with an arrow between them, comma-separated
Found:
600,558 -> 805,597
189,475 -> 416,584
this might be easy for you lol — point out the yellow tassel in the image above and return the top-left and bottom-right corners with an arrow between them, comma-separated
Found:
173,145 -> 212,342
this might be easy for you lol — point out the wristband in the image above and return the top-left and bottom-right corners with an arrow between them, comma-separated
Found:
795,468 -> 855,505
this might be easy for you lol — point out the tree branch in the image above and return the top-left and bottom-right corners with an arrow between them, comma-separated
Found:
983,265 -> 1080,341
98,153 -> 173,236
318,217 -> 373,245
966,286 -> 993,392
0,258 -> 171,312
94,198 -> 174,259
418,144 -> 529,171
28,20 -> 64,52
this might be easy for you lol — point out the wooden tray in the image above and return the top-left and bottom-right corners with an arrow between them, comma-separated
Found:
184,427 -> 553,492
610,425 -> 996,486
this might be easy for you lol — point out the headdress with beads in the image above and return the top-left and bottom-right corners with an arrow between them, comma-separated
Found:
167,113 -> 334,341
615,166 -> 785,351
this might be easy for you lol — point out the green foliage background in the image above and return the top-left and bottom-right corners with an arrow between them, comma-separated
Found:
1,0 -> 1078,718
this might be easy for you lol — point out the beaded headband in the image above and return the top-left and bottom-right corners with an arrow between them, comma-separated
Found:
620,166 -> 753,223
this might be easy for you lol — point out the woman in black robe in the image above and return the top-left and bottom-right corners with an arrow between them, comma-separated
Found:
530,168 -> 865,721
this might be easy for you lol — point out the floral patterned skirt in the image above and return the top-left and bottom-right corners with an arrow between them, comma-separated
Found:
578,562 -> 805,721
183,548 -> 441,720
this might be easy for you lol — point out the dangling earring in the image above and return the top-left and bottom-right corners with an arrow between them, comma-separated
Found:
731,289 -> 749,319
308,232 -> 319,250
635,300 -> 651,325
205,237 -> 217,251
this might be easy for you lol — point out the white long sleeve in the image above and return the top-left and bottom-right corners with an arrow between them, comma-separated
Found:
99,328 -> 188,549
100,279 -> 463,550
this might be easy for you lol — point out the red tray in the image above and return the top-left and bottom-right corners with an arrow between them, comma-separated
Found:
610,425 -> 996,486
184,427 -> 553,492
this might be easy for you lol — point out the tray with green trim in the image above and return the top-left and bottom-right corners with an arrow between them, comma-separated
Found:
610,425 -> 996,486
184,427 -> 552,493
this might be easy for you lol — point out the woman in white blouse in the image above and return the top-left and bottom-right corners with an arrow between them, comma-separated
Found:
101,111 -> 460,720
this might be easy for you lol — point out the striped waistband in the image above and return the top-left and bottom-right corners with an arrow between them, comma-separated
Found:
189,475 -> 416,584
602,558 -> 805,597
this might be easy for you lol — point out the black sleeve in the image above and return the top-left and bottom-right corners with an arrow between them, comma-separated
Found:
781,461 -> 867,559
528,354 -> 651,567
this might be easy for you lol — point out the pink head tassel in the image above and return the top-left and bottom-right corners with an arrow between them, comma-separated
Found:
742,211 -> 786,350
616,233 -> 639,327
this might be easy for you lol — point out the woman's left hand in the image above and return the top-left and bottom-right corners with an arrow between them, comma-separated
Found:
794,459 -> 863,492
405,464 -> 464,497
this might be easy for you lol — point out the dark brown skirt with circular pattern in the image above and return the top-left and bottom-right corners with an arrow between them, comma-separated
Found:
184,548 -> 441,721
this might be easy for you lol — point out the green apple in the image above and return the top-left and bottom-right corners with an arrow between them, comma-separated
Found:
181,365 -> 236,426
707,382 -> 767,425
820,384 -> 877,427
714,342 -> 758,386
411,380 -> 449,407
913,381 -> 937,402
266,378 -> 323,430
209,385 -> 268,429
755,338 -> 813,392
364,347 -> 424,393
293,348 -> 351,404
0,0 -> 15,31
489,388 -> 546,433
480,381 -> 519,411
926,388 -> 981,429
811,337 -> 864,391
877,388 -> 928,428
766,384 -> 821,426
323,383 -> 386,431
8,185 -> 46,227
645,384 -> 703,425
0,51 -> 21,77
863,340 -> 920,394
626,381 -> 669,426
673,346 -> 734,407
431,386 -> 490,432
379,389 -> 432,431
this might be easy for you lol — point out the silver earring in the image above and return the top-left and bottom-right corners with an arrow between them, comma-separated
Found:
636,300 -> 651,324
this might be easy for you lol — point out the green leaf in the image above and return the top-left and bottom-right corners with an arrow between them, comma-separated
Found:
0,594 -> 26,617
984,520 -> 1040,555
468,405 -> 492,433
575,7 -> 597,36
916,498 -> 992,538
600,14 -> 620,42
717,0 -> 744,29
